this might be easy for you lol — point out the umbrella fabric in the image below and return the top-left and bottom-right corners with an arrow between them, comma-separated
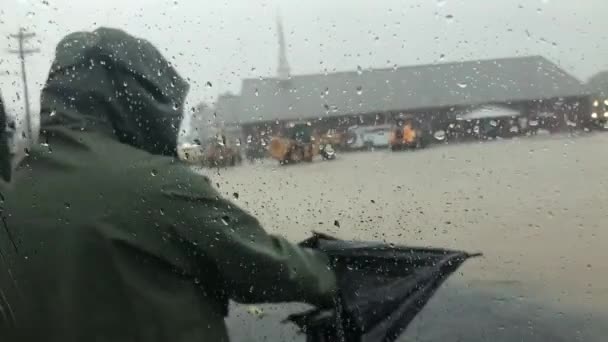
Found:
288,233 -> 479,342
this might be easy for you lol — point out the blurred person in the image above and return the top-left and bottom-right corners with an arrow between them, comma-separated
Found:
0,27 -> 336,342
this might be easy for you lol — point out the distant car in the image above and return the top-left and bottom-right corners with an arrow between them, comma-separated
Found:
179,136 -> 242,167
346,125 -> 391,150
245,135 -> 268,162
454,106 -> 523,139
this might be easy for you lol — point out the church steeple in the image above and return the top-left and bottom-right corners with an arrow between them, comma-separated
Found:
276,15 -> 291,81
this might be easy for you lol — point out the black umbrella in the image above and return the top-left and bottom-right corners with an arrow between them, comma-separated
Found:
287,233 -> 480,342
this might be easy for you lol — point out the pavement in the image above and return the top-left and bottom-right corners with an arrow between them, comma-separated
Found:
196,133 -> 608,341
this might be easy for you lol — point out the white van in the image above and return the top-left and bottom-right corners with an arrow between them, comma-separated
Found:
346,125 -> 391,150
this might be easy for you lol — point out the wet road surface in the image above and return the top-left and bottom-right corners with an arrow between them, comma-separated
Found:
197,133 -> 608,341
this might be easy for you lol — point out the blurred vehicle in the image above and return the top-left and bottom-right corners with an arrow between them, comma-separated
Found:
527,112 -> 561,134
179,140 -> 205,163
389,115 -> 425,150
245,134 -> 268,162
201,134 -> 242,167
319,144 -> 336,160
364,126 -> 391,148
346,125 -> 391,150
180,135 -> 242,167
588,98 -> 608,130
318,129 -> 347,150
454,106 -> 522,140
269,123 -> 318,164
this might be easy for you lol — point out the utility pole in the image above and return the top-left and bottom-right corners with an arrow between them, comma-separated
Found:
7,28 -> 39,144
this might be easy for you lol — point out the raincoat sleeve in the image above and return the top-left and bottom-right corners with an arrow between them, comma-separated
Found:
158,166 -> 337,307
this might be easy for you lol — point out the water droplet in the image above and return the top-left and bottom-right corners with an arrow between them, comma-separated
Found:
356,86 -> 363,95
445,14 -> 454,22
159,208 -> 165,216
151,169 -> 158,176
49,110 -> 57,117
457,82 -> 468,89
334,220 -> 340,227
233,192 -> 239,199
205,81 -> 213,88
221,216 -> 230,225
64,202 -> 71,209
357,66 -> 363,75
254,88 -> 259,96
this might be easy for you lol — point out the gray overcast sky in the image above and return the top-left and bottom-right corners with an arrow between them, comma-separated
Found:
1,0 -> 607,131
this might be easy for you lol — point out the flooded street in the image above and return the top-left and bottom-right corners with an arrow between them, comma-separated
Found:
4,1 -> 608,340
198,134 -> 608,341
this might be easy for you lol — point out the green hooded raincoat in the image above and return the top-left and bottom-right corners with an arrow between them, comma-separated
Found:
0,27 -> 336,342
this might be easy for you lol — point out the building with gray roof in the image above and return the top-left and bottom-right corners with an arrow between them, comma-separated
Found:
198,18 -> 592,140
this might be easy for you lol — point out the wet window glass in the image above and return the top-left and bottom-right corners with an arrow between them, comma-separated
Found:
0,1 -> 606,341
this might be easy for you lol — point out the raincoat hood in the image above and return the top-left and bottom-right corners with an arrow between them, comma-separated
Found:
40,27 -> 189,156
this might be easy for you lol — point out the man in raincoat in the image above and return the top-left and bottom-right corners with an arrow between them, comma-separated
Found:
0,28 -> 336,341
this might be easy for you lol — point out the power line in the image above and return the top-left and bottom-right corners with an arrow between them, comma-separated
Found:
7,28 -> 39,145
